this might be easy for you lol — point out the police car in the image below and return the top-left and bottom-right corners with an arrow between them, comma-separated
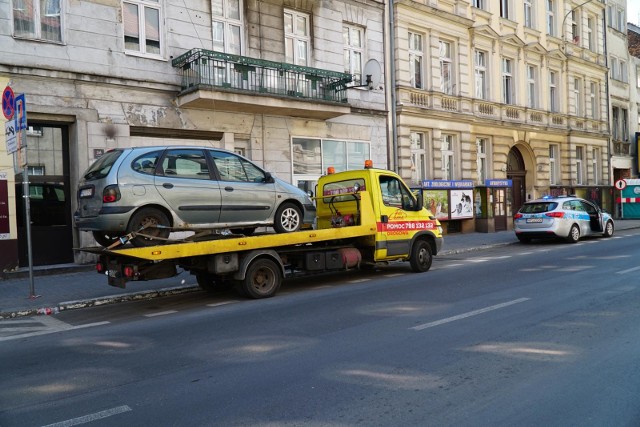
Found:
514,195 -> 614,243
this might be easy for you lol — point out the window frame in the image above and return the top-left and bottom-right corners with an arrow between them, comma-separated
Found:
502,58 -> 515,105
12,0 -> 64,43
409,31 -> 424,89
589,81 -> 598,119
549,144 -> 559,185
575,146 -> 584,185
284,9 -> 310,66
546,0 -> 555,36
592,147 -> 600,185
123,0 -> 164,58
474,50 -> 488,100
212,0 -> 244,55
573,77 -> 583,116
476,137 -> 489,183
410,131 -> 428,185
549,70 -> 559,112
343,24 -> 364,84
439,40 -> 454,95
441,134 -> 455,180
524,0 -> 534,29
527,64 -> 538,109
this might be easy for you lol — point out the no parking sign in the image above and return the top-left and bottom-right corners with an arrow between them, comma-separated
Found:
2,86 -> 15,120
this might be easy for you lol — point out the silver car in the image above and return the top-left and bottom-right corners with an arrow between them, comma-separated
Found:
514,195 -> 614,243
74,146 -> 316,247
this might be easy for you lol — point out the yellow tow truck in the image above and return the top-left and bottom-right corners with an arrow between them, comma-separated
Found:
80,162 -> 444,298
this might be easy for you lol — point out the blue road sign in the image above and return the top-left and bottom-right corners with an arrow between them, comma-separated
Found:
14,94 -> 26,131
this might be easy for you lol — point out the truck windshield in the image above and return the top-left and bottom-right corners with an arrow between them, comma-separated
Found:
83,150 -> 123,180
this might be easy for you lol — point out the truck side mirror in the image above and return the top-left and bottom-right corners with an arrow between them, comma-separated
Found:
414,190 -> 424,211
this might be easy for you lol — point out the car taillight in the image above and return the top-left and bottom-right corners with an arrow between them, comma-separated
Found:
102,185 -> 120,203
514,213 -> 523,219
545,211 -> 564,218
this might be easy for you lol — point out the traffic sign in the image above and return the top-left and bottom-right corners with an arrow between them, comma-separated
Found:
2,86 -> 15,120
615,179 -> 627,190
14,93 -> 26,131
5,120 -> 17,154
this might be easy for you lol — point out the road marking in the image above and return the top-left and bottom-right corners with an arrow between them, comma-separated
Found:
42,405 -> 132,427
468,259 -> 489,263
144,310 -> 178,317
0,319 -> 110,342
207,301 -> 240,307
384,273 -> 405,277
348,278 -> 371,283
617,266 -> 640,275
410,297 -> 531,331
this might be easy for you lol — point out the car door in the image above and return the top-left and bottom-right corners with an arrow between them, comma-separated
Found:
208,150 -> 276,225
580,199 -> 601,235
154,148 -> 222,226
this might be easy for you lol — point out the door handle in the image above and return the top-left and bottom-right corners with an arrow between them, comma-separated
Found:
162,183 -> 174,189
224,186 -> 234,192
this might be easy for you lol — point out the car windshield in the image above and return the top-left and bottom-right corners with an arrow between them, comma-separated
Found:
83,150 -> 123,180
519,202 -> 558,213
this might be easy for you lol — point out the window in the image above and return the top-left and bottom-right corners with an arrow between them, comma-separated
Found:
573,77 -> 583,116
292,138 -> 370,177
611,107 -> 628,142
524,0 -> 534,28
571,10 -> 580,45
576,146 -> 584,185
612,107 -> 620,140
475,50 -> 488,99
124,0 -> 162,56
549,144 -> 559,185
439,40 -> 454,95
160,149 -> 210,180
410,132 -> 427,185
620,60 -> 628,83
212,0 -> 242,54
502,58 -> 514,105
409,32 -> 423,89
586,16 -> 595,51
211,150 -> 264,182
476,138 -> 488,183
589,82 -> 598,119
546,0 -> 555,36
441,135 -> 455,180
473,0 -> 486,10
380,175 -> 417,210
527,65 -> 537,108
344,25 -> 364,83
592,148 -> 600,184
500,0 -> 512,19
13,0 -> 62,42
549,70 -> 559,112
637,65 -> 640,88
617,8 -> 625,32
285,9 -> 310,66
611,57 -> 619,80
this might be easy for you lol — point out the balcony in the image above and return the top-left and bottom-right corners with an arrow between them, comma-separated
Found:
172,49 -> 352,120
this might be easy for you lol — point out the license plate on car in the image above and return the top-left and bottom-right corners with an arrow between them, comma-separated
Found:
80,187 -> 94,198
526,218 -> 543,223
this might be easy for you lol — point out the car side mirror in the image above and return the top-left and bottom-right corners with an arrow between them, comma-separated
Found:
264,172 -> 275,183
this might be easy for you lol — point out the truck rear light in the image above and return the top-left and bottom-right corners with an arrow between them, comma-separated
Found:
96,262 -> 105,273
102,185 -> 121,203
123,266 -> 136,278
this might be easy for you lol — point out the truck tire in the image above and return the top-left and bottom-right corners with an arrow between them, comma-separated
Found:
128,207 -> 171,247
409,239 -> 432,273
240,258 -> 282,298
274,202 -> 302,233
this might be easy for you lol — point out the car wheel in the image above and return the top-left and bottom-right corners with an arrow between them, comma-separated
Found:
603,221 -> 614,237
92,231 -> 122,248
566,224 -> 580,243
517,235 -> 531,244
239,258 -> 282,299
409,239 -> 433,273
127,207 -> 171,247
274,202 -> 302,233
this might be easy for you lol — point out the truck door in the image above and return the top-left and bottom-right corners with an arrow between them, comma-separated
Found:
376,175 -> 422,257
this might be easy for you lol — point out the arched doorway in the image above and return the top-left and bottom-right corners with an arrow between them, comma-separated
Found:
507,147 -> 526,213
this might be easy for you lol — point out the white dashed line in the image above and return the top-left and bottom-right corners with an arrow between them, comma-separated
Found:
410,298 -> 531,331
617,266 -> 640,275
42,405 -> 132,427
206,301 -> 240,307
348,278 -> 371,283
143,310 -> 178,318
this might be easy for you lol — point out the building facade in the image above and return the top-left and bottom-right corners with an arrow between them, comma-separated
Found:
0,0 -> 387,268
392,0 -> 610,232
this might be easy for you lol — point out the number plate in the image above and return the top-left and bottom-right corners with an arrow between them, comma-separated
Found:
108,270 -> 120,278
526,218 -> 543,223
79,187 -> 94,198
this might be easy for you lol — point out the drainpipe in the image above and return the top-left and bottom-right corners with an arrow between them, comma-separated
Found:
386,0 -> 398,172
602,6 -> 613,214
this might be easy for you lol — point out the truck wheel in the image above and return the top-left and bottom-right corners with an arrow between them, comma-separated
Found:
240,258 -> 282,298
274,202 -> 302,233
92,231 -> 122,248
128,208 -> 171,247
409,240 -> 432,273
196,272 -> 233,293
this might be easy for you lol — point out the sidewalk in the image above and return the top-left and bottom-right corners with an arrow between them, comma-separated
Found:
2,221 -> 640,319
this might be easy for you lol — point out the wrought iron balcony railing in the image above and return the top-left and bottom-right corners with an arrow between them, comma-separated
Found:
172,49 -> 352,104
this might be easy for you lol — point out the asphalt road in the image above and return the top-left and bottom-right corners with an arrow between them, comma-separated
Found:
1,231 -> 640,426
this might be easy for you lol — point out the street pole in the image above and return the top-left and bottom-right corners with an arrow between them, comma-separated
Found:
21,127 -> 36,299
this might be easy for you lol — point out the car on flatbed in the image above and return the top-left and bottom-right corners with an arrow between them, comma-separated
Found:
514,195 -> 614,243
74,146 -> 316,247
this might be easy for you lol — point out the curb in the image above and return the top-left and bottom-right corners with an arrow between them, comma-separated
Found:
0,284 -> 200,319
